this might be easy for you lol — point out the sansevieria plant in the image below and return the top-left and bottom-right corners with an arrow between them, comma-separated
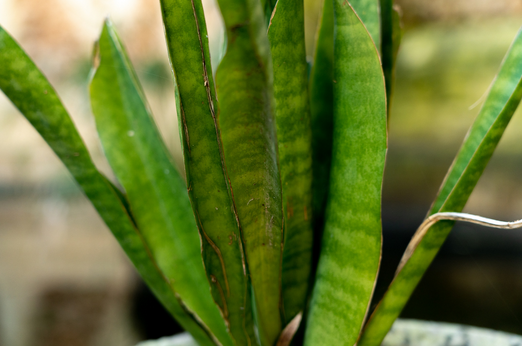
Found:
2,0 -> 522,345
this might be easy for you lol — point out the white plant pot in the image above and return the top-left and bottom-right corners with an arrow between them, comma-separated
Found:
382,319 -> 522,346
136,332 -> 198,346
136,319 -> 522,346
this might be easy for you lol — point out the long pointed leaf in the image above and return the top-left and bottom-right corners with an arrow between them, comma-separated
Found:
304,3 -> 387,345
310,0 -> 334,263
214,0 -> 284,344
89,21 -> 233,346
160,1 -> 256,344
0,25 -> 216,346
268,0 -> 313,324
359,27 -> 522,346
379,0 -> 402,116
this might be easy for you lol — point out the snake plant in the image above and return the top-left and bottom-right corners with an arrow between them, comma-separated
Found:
1,0 -> 522,345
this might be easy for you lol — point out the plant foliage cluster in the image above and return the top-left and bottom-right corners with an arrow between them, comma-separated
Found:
1,0 -> 522,345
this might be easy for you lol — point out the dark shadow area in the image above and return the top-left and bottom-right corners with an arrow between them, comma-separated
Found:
131,282 -> 184,340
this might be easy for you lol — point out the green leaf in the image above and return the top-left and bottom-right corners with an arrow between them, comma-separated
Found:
358,27 -> 522,346
263,0 -> 278,27
268,0 -> 313,324
214,0 -> 284,344
304,2 -> 387,345
160,1 -> 256,344
310,0 -> 334,259
0,25 -> 216,346
89,21 -> 233,346
349,0 -> 381,50
379,0 -> 402,116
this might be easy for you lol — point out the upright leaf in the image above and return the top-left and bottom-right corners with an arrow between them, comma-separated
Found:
0,25 -> 216,346
310,0 -> 334,266
349,0 -> 381,50
89,21 -> 233,346
160,1 -> 255,344
359,27 -> 522,346
379,0 -> 402,116
268,0 -> 313,324
304,3 -> 387,346
214,0 -> 284,344
262,0 -> 278,27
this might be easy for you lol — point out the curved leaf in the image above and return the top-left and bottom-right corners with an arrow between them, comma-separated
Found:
0,25 -> 216,346
214,0 -> 284,344
89,21 -> 233,346
359,27 -> 522,346
160,1 -> 255,344
268,0 -> 313,324
304,2 -> 387,345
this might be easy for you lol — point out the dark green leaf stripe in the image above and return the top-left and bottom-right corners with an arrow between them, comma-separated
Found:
349,0 -> 381,51
160,1 -> 256,344
268,0 -> 313,325
379,0 -> 402,116
304,2 -> 387,345
358,27 -> 522,346
89,21 -> 233,346
310,0 -> 334,265
0,25 -> 216,346
214,0 -> 284,344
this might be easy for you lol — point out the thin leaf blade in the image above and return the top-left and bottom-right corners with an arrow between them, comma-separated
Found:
214,0 -> 284,344
359,27 -> 522,346
264,0 -> 278,27
304,3 -> 387,345
89,21 -> 233,346
160,1 -> 256,343
310,0 -> 334,265
379,0 -> 402,116
268,0 -> 313,324
0,25 -> 216,346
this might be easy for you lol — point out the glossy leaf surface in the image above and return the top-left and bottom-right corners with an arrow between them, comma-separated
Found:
268,0 -> 313,324
89,21 -> 233,346
359,27 -> 522,346
310,0 -> 334,260
304,3 -> 387,345
0,25 -> 216,346
214,0 -> 284,343
160,1 -> 255,343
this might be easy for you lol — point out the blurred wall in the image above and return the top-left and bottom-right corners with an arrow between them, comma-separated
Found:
0,1 -> 184,346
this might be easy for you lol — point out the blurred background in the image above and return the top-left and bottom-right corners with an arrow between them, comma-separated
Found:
1,0 -> 522,345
